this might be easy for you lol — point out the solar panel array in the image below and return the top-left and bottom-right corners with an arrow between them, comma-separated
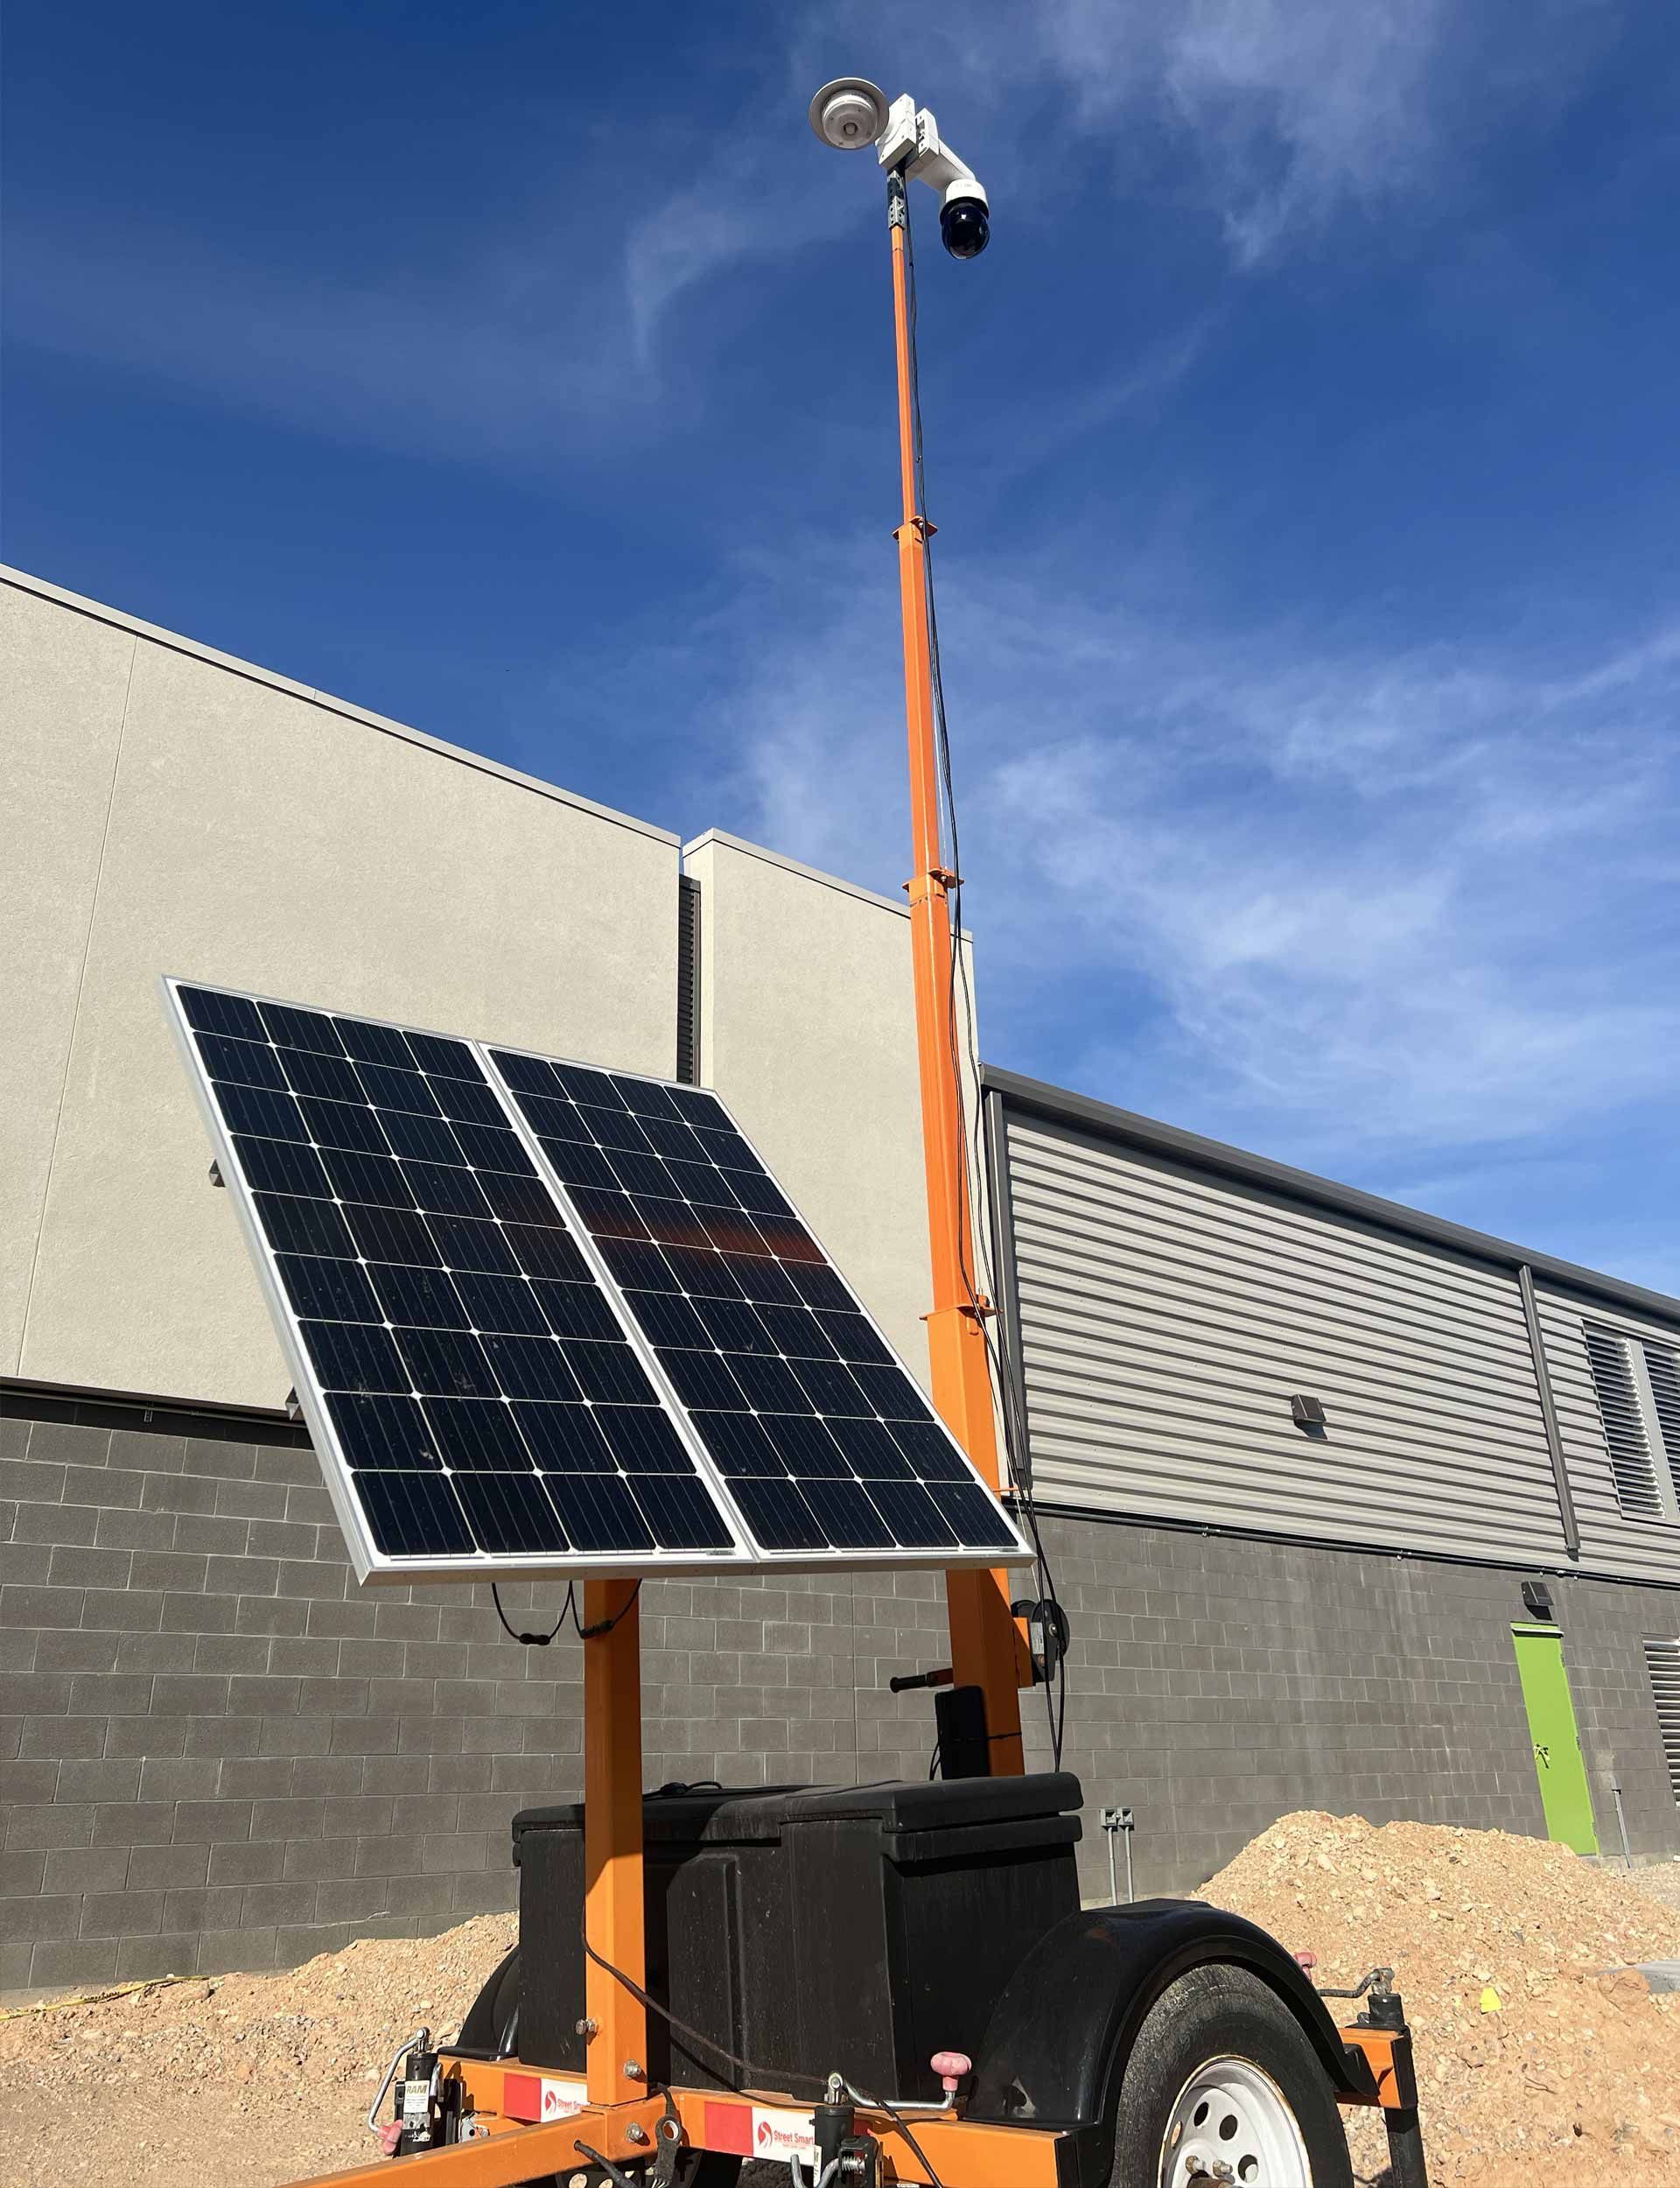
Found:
166,979 -> 1026,1583
173,982 -> 738,1570
490,1048 -> 1019,1559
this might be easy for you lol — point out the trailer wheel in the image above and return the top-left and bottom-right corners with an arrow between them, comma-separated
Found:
1111,1964 -> 1352,2187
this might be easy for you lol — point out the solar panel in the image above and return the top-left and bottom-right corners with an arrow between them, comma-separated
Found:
164,978 -> 1027,1584
486,1047 -> 1024,1565
166,979 -> 746,1582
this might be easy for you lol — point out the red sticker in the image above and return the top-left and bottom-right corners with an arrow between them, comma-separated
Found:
704,2100 -> 756,2156
502,2073 -> 542,2122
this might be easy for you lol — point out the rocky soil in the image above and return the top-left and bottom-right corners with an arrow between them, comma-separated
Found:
1200,1810 -> 1680,2184
2,1817 -> 1677,2184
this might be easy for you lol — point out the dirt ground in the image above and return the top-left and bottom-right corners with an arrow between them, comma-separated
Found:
1200,1813 -> 1680,2184
2,1817 -> 1676,2187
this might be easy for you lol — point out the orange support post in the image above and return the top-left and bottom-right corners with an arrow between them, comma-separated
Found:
581,1579 -> 648,2106
886,172 -> 1026,1773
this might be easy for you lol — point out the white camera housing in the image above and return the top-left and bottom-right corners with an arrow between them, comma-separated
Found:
812,82 -> 990,256
875,96 -> 984,203
942,176 -> 990,216
808,78 -> 891,151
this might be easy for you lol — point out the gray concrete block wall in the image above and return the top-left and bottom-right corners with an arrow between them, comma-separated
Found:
1030,1512 -> 1680,1904
1551,1574 -> 1680,1864
0,1397 -> 952,1991
5,1395 -> 1678,1990
1,1403 -> 545,1989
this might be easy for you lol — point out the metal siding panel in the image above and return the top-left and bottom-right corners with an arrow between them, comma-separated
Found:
985,1063 -> 1680,1328
1005,1112 -> 1570,1564
1534,1283 -> 1680,1587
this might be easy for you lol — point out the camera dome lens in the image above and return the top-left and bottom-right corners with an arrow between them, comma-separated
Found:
939,199 -> 990,260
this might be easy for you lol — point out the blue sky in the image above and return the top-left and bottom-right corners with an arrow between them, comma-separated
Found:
6,0 -> 1679,1290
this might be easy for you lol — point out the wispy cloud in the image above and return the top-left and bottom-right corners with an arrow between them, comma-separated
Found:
4,214 -> 647,466
617,0 -> 1613,398
794,0 -> 1600,270
626,529 -> 1680,1220
5,2 -> 1610,451
622,143 -> 866,368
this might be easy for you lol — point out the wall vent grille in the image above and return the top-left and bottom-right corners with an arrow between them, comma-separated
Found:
1644,1639 -> 1680,1804
1643,1342 -> 1680,1504
1583,1325 -> 1669,1520
676,875 -> 702,1086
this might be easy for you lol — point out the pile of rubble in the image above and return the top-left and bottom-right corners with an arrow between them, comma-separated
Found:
0,1913 -> 517,2184
4,1815 -> 1678,2185
1201,1810 -> 1680,2184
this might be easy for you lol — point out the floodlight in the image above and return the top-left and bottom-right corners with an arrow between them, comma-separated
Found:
808,78 -> 889,151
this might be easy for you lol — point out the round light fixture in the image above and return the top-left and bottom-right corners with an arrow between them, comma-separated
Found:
808,77 -> 889,151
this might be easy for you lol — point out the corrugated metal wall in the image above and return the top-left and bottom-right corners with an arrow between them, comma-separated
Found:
1002,1108 -> 1576,1567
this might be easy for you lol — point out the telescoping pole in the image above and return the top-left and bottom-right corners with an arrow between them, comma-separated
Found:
885,166 -> 1026,1775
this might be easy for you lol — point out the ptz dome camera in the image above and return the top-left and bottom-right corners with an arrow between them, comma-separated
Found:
939,180 -> 990,260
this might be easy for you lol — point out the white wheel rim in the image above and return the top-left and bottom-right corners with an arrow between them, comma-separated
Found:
1158,2054 -> 1312,2186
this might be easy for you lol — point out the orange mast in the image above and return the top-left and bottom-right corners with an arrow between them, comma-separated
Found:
886,170 -> 1026,1773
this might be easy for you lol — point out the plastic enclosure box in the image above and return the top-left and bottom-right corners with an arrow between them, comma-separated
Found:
511,1774 -> 1083,2100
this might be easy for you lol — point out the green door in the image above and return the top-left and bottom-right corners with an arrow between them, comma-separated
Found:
1512,1624 -> 1599,1854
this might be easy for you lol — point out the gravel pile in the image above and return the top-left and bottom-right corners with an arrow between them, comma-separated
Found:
4,1815 -> 1678,2185
0,1913 -> 516,2185
1200,1809 -> 1680,2184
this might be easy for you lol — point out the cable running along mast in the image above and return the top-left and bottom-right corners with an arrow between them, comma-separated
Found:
880,142 -> 1031,1774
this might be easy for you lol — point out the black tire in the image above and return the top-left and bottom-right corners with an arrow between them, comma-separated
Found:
682,2156 -> 745,2188
1110,1964 -> 1353,2187
516,2158 -> 735,2188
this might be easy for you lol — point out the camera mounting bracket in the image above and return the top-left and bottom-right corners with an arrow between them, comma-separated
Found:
877,95 -> 989,212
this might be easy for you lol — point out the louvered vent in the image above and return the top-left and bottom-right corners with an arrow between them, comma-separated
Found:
1643,1341 -> 1680,1505
676,875 -> 702,1086
1583,1326 -> 1664,1519
1645,1640 -> 1680,1804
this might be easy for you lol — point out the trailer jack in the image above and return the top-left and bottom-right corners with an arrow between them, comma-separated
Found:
1327,1974 -> 1428,2188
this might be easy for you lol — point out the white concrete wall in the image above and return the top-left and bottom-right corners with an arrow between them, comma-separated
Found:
681,831 -> 986,1392
2,571 -> 681,1407
0,585 -> 136,1381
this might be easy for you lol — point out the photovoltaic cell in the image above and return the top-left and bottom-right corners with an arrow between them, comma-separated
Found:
170,981 -> 738,1575
487,1048 -> 1022,1562
166,978 -> 1026,1582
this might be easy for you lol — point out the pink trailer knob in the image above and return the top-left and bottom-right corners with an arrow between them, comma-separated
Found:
930,2051 -> 971,2100
1294,1950 -> 1317,1970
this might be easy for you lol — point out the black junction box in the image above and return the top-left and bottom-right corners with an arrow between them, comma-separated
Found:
512,1774 -> 1082,2101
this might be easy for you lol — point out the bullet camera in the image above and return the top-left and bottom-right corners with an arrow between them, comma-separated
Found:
939,179 -> 990,260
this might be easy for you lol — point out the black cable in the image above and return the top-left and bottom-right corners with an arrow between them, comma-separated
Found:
581,1916 -> 746,2093
845,2085 -> 947,2188
491,1580 -> 643,1649
578,1918 -> 947,2187
492,1581 -> 571,1648
900,190 -> 1068,1772
573,2142 -> 641,2188
916,262 -> 1068,1775
574,1581 -> 642,1640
